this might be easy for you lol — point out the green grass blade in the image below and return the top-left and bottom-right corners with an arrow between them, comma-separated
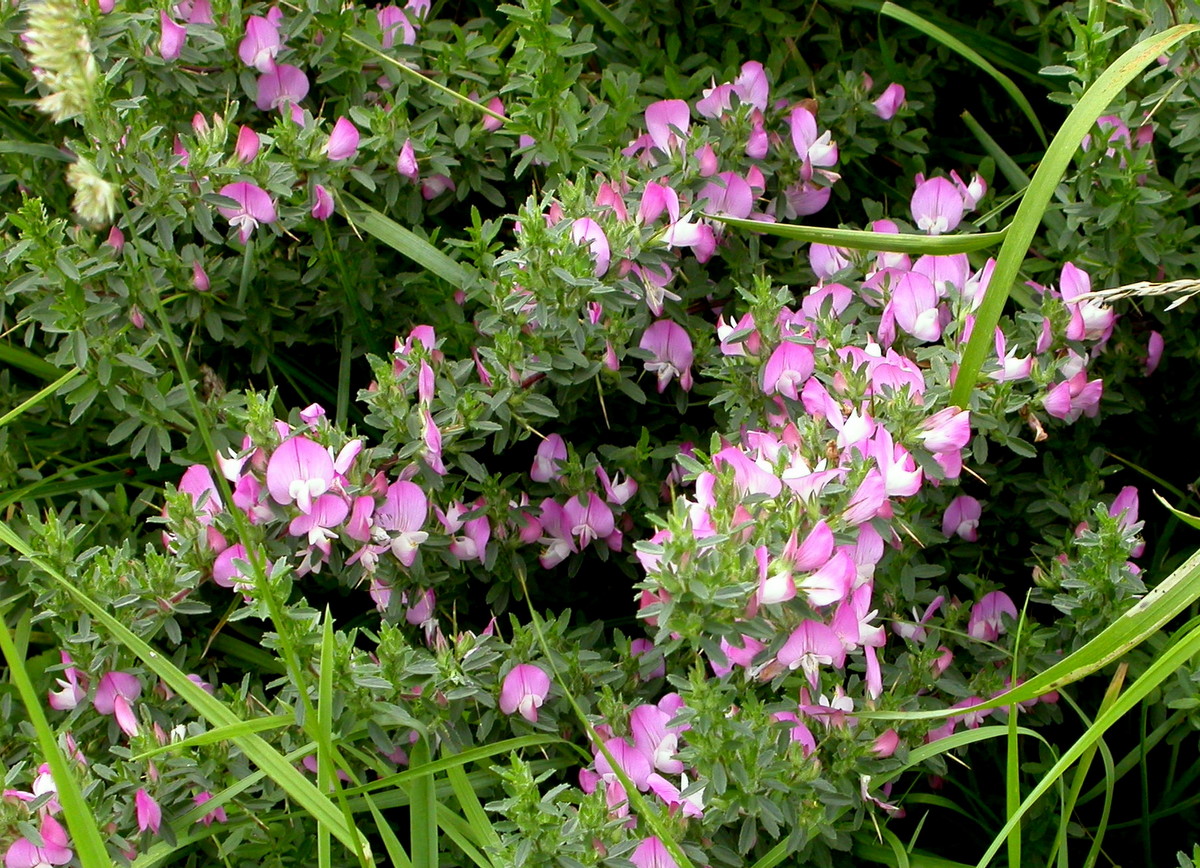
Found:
0,368 -> 81,429
362,788 -> 414,868
1048,665 -> 1126,866
950,24 -> 1200,409
853,839 -> 976,868
131,714 -> 293,760
0,520 -> 372,860
0,605 -> 110,868
318,611 -> 334,868
864,545 -> 1200,723
339,735 -> 562,797
881,2 -> 1046,145
447,762 -> 502,853
0,341 -> 65,381
711,215 -> 1007,253
973,620 -> 1200,868
409,734 -> 439,868
435,803 -> 495,868
343,195 -> 478,290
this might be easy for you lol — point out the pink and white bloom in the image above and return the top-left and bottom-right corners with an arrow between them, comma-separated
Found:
94,671 -> 142,737
256,64 -> 310,113
639,320 -> 694,392
911,176 -> 964,235
216,182 -> 276,244
890,271 -> 942,342
499,664 -> 551,722
943,495 -> 981,541
645,100 -> 690,155
375,480 -> 430,566
777,620 -> 847,687
563,492 -> 614,548
265,435 -> 334,514
48,651 -> 87,711
530,434 -> 568,483
570,218 -> 610,277
967,591 -> 1018,642
238,15 -> 281,72
3,815 -> 72,868
761,340 -> 814,400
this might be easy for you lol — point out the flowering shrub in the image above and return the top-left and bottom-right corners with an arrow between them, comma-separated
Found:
1,0 -> 1199,865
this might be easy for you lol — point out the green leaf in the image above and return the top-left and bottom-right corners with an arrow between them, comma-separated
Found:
343,195 -> 478,291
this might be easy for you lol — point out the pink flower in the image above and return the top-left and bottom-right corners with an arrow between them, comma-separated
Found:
94,671 -> 142,737
872,83 -> 906,120
630,836 -> 678,868
311,184 -> 334,220
324,117 -> 360,161
696,172 -> 753,219
1145,331 -> 1164,375
482,96 -> 506,131
891,271 -> 942,342
499,664 -> 551,722
48,651 -> 88,711
3,815 -> 72,868
943,495 -> 981,541
159,12 -> 186,60
563,492 -> 614,548
571,218 -> 610,277
135,789 -> 162,834
920,407 -> 971,453
256,64 -> 310,113
639,320 -> 693,392
967,591 -> 1018,641
777,620 -> 846,687
733,60 -> 769,111
645,100 -> 690,155
911,176 -> 965,235
266,435 -> 334,513
375,480 -> 429,566
239,16 -> 281,72
193,792 -> 227,826
216,182 -> 276,244
761,340 -> 815,400
396,139 -> 419,181
420,173 -> 455,199
790,106 -> 838,168
378,5 -> 416,48
530,433 -> 568,483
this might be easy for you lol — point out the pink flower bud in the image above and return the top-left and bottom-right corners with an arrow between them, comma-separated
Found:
234,125 -> 261,163
324,116 -> 360,161
311,184 -> 334,220
396,139 -> 419,181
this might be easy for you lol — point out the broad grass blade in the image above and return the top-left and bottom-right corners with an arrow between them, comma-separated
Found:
950,24 -> 1200,409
